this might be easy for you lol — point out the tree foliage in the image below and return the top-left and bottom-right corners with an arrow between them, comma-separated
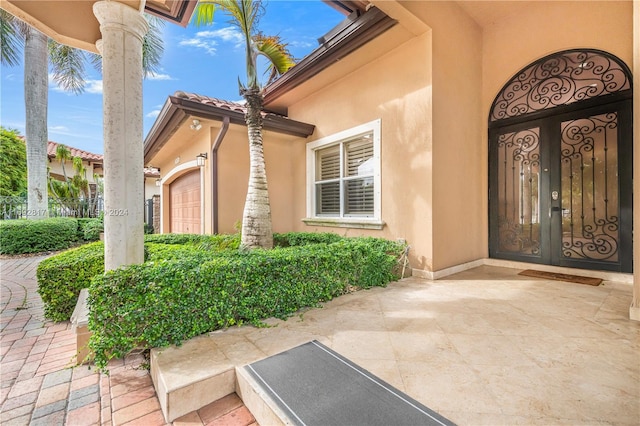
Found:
0,127 -> 27,197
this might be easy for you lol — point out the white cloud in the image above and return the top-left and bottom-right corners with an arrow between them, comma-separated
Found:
178,26 -> 243,56
178,38 -> 218,56
5,73 -> 18,81
290,40 -> 314,49
49,125 -> 69,132
147,72 -> 175,81
196,27 -> 243,45
84,80 -> 103,94
146,109 -> 161,119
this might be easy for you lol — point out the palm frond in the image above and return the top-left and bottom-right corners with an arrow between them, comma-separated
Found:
142,14 -> 165,77
254,33 -> 295,84
0,10 -> 23,66
48,39 -> 87,94
88,52 -> 102,73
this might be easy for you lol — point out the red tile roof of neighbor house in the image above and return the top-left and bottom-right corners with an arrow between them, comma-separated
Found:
47,141 -> 103,163
144,167 -> 160,178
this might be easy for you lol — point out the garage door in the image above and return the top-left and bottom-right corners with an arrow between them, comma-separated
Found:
170,170 -> 201,234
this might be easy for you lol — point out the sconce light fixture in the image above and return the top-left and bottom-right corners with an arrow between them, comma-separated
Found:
190,119 -> 202,131
155,178 -> 162,187
196,152 -> 208,167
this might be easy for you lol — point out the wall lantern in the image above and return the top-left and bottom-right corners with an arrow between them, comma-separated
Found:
196,152 -> 208,167
190,119 -> 202,131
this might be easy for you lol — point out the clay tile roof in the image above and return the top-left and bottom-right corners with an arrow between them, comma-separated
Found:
47,141 -> 103,163
173,91 -> 284,119
144,167 -> 160,178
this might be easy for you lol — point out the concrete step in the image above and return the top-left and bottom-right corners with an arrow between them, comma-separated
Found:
149,325 -> 316,423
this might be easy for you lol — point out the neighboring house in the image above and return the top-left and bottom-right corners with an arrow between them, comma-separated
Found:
144,0 -> 636,279
47,141 -> 103,186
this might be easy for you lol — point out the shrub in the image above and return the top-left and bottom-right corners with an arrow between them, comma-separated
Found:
0,217 -> 78,254
88,237 -> 403,369
36,241 -> 105,321
273,232 -> 343,247
78,218 -> 103,241
35,234 -> 240,322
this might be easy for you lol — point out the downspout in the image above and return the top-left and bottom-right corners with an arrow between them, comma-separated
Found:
211,117 -> 230,234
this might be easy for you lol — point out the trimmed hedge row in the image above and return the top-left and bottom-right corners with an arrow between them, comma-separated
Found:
88,237 -> 403,369
36,241 -> 105,321
36,234 -> 244,322
0,218 -> 79,254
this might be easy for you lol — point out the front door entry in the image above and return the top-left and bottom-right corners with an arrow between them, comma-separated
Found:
488,49 -> 633,273
490,100 -> 632,272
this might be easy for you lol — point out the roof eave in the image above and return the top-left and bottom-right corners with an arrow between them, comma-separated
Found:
144,95 -> 316,164
263,6 -> 397,106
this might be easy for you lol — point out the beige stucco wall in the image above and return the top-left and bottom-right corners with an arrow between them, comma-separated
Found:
400,1 -> 484,271
149,118 -> 302,235
288,30 -> 439,270
288,1 -> 485,272
215,126 -> 301,234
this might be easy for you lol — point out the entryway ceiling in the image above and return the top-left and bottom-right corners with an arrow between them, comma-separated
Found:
0,0 -> 196,53
456,0 -> 539,28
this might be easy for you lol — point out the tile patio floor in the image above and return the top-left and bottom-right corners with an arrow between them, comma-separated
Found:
2,254 -> 639,425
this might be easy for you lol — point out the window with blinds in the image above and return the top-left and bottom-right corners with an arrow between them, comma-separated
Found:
314,134 -> 375,217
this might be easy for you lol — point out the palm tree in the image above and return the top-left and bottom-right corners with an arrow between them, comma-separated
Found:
0,11 -> 165,219
195,0 -> 295,249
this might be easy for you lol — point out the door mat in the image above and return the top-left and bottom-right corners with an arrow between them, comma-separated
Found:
518,269 -> 602,286
244,340 -> 455,426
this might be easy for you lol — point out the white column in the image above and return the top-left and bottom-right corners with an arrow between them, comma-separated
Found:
631,0 -> 640,321
94,1 -> 149,271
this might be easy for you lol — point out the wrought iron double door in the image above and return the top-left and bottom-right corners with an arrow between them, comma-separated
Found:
489,100 -> 632,273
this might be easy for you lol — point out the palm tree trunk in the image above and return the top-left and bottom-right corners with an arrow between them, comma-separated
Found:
24,27 -> 48,219
241,88 -> 273,249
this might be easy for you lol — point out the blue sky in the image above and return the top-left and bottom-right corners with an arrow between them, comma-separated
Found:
0,1 -> 344,154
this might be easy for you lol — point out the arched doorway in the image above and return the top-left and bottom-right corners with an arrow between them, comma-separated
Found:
488,49 -> 633,273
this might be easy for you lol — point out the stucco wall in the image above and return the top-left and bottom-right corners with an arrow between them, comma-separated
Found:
288,1 -> 485,273
216,126 -> 300,234
400,1 -> 484,271
288,31 -> 437,269
150,119 -> 302,235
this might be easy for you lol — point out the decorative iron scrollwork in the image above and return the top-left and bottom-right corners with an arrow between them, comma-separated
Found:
497,129 -> 541,256
491,49 -> 631,122
560,113 -> 619,262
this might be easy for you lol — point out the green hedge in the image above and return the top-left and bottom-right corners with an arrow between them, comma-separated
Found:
36,241 -> 105,321
273,232 -> 344,247
88,237 -> 403,369
77,218 -> 103,241
36,234 -> 241,322
0,218 -> 78,254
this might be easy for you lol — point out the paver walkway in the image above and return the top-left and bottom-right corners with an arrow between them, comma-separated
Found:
0,254 -> 256,426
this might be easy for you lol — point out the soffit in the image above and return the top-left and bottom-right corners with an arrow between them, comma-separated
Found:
0,0 -> 196,54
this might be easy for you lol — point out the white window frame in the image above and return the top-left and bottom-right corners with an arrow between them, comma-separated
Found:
304,119 -> 384,230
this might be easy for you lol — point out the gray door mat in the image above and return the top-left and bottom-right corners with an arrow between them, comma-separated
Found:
244,340 -> 456,426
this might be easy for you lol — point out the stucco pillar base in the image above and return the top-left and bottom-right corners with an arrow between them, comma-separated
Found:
94,1 -> 148,270
630,306 -> 640,322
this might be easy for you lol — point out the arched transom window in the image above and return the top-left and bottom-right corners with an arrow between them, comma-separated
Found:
490,49 -> 632,122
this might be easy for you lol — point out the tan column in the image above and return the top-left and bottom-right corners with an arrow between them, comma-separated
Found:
94,1 -> 149,271
631,0 -> 640,321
